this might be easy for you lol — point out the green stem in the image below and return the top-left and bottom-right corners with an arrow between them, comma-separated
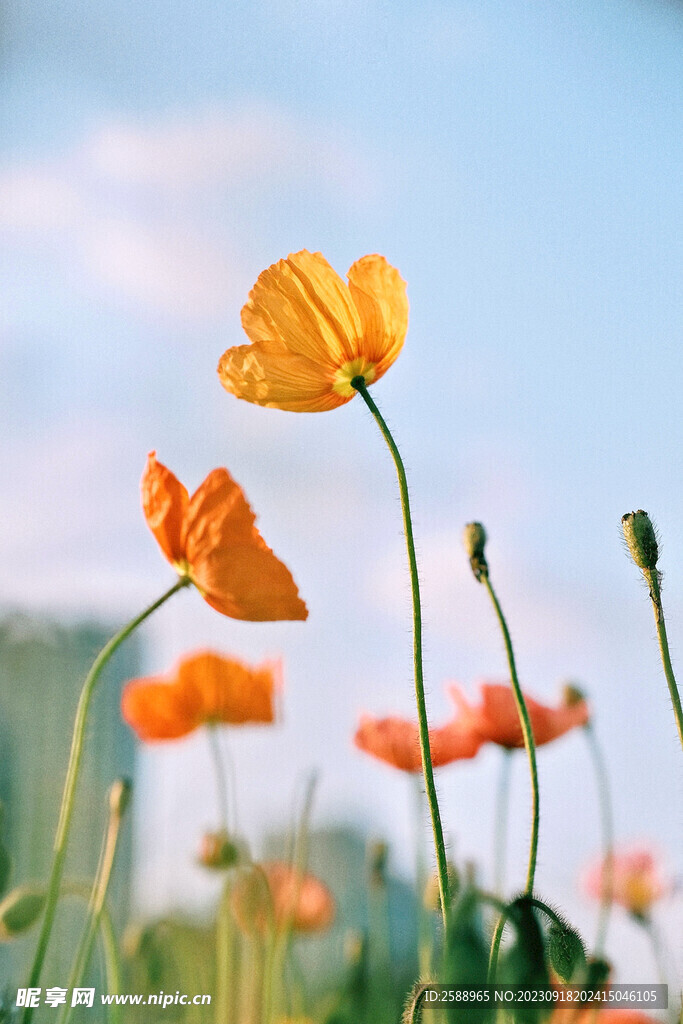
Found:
98,906 -> 123,1024
352,376 -> 450,932
413,778 -> 433,979
216,874 -> 240,1024
207,724 -> 230,833
640,915 -> 669,988
493,750 -> 512,898
643,569 -> 683,750
58,787 -> 128,1024
23,577 -> 189,1018
482,576 -> 539,895
583,723 -> 614,956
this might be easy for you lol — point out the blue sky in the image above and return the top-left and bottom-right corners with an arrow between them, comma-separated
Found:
1,0 -> 681,982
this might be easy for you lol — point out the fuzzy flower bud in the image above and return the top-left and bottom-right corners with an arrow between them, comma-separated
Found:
109,778 -> 133,819
562,682 -> 587,709
367,840 -> 389,887
547,922 -> 586,982
622,511 -> 659,571
463,522 -> 488,581
197,831 -> 245,870
0,886 -> 45,940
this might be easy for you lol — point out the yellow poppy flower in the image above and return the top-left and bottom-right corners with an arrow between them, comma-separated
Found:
217,249 -> 408,411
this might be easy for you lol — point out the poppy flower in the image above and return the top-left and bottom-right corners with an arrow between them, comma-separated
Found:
582,846 -> 671,918
121,650 -> 279,741
449,682 -> 589,749
354,709 -> 481,772
231,862 -> 335,935
142,451 -> 307,621
217,250 -> 408,412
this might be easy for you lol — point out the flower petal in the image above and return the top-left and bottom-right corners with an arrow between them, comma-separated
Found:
241,250 -> 361,368
354,711 -> 480,772
347,254 -> 408,377
176,651 -> 277,724
121,675 -> 203,741
218,339 -> 347,411
449,683 -> 589,748
141,452 -> 189,566
183,468 -> 308,621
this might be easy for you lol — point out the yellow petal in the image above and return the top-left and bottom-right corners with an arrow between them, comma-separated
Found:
241,250 -> 361,368
347,254 -> 408,378
218,339 -> 349,411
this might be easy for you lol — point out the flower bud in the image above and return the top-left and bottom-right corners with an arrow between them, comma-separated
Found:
547,922 -> 586,982
463,522 -> 488,580
367,840 -> 388,887
423,863 -> 459,912
622,511 -> 659,571
197,830 -> 245,870
562,683 -> 587,708
0,844 -> 11,900
343,929 -> 365,966
109,778 -> 133,819
0,886 -> 45,940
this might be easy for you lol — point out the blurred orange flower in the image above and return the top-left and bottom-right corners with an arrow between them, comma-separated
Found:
142,451 -> 307,621
354,710 -> 481,772
121,650 -> 279,742
449,682 -> 589,749
582,846 -> 670,918
217,250 -> 408,412
231,862 -> 335,935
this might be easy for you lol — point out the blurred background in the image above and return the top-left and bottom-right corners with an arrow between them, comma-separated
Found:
0,0 -> 681,989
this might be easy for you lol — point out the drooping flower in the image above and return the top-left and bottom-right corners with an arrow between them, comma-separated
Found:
217,250 -> 408,412
231,862 -> 335,935
142,451 -> 307,621
354,707 -> 481,772
582,846 -> 671,919
121,650 -> 279,742
449,682 -> 589,749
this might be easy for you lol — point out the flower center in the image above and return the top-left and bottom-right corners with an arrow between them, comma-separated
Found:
332,357 -> 377,398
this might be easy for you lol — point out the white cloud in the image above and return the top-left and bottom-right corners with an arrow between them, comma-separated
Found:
0,105 -> 377,319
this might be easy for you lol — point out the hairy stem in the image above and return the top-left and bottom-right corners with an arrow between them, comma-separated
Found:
23,577 -> 189,1018
353,376 -> 450,931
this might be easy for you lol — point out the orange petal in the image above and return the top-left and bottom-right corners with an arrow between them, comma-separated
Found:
183,469 -> 308,621
449,683 -> 589,748
175,650 -> 277,724
354,715 -> 422,772
141,452 -> 189,566
121,675 -> 203,741
218,339 -> 347,411
241,251 -> 360,367
347,254 -> 408,377
354,711 -> 481,772
231,862 -> 335,935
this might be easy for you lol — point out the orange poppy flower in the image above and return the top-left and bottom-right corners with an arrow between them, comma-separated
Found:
449,682 -> 589,749
142,451 -> 307,621
582,846 -> 670,918
121,650 -> 279,741
354,709 -> 481,772
231,861 -> 335,935
217,250 -> 408,412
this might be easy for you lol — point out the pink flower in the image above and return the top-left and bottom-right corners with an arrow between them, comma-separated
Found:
582,846 -> 671,918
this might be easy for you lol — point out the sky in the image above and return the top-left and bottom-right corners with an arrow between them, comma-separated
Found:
1,0 -> 682,986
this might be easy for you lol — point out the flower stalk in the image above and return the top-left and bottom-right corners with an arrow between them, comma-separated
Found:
57,780 -> 131,1024
621,510 -> 683,750
23,577 -> 189,1020
352,376 -> 451,932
